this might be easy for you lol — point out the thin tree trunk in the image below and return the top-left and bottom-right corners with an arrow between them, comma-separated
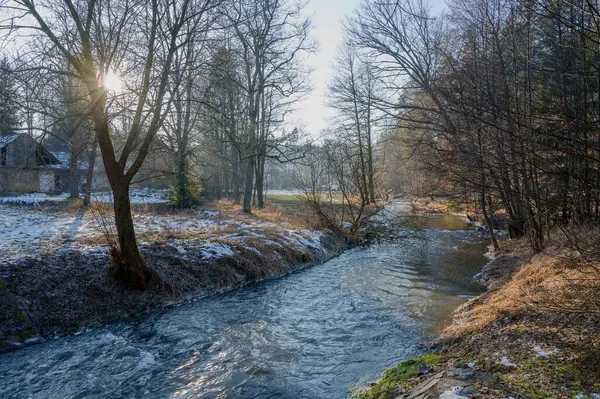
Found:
68,146 -> 79,199
232,148 -> 241,204
256,156 -> 265,208
482,190 -> 500,251
242,157 -> 255,213
83,142 -> 97,207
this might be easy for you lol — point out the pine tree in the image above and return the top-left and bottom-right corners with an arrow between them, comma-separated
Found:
0,57 -> 20,137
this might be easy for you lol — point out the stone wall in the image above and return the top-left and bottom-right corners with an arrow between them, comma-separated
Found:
0,168 -> 56,194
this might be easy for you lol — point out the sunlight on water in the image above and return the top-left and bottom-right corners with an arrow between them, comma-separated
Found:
0,210 -> 487,399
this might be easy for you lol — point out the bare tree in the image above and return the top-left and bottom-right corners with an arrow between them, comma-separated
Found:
1,0 -> 218,288
225,0 -> 313,213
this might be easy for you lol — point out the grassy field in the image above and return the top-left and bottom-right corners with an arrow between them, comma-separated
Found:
264,193 -> 307,207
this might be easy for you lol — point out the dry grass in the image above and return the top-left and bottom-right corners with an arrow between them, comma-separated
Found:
208,195 -> 318,229
444,251 -> 600,338
440,229 -> 600,397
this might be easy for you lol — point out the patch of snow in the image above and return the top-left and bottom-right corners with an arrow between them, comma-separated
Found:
0,189 -> 169,205
467,361 -> 476,368
484,245 -> 497,259
289,231 -> 321,250
200,210 -> 219,218
590,394 -> 600,399
47,151 -> 90,170
0,193 -> 69,204
263,240 -> 283,248
0,134 -> 20,148
244,246 -> 262,255
499,356 -> 516,367
0,201 -> 327,264
91,189 -> 169,204
199,242 -> 234,260
533,345 -> 560,358
439,391 -> 468,399
174,245 -> 187,254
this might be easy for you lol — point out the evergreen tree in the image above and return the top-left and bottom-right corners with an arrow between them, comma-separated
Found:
0,57 -> 20,137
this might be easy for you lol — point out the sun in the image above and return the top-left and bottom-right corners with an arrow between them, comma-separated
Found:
103,70 -> 122,93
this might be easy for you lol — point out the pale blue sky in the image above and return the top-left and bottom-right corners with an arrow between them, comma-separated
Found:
296,0 -> 362,136
295,0 -> 447,137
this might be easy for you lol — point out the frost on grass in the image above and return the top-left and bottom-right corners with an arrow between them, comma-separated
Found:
499,356 -> 517,368
198,243 -> 234,259
0,203 -> 327,262
0,188 -> 169,205
533,345 -> 560,358
0,193 -> 69,204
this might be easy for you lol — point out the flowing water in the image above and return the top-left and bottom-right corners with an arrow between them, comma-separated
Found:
0,203 -> 488,399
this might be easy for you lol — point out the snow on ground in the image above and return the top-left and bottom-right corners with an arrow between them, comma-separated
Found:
90,189 -> 169,204
0,189 -> 169,205
0,193 -> 70,204
0,202 -> 325,261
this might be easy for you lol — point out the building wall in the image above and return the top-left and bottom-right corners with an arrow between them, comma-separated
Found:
0,168 -> 45,193
4,136 -> 38,169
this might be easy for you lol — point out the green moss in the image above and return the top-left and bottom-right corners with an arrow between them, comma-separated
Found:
353,353 -> 441,399
16,310 -> 27,323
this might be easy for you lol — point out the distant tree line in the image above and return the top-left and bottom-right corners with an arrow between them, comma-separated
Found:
337,0 -> 600,252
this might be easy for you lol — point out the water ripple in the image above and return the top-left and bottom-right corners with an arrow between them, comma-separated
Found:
0,214 -> 487,399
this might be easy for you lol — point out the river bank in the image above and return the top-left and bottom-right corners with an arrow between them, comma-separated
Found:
354,236 -> 600,398
0,199 -> 349,353
0,208 -> 486,398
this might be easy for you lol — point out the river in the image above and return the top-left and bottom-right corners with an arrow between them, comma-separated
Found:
0,207 -> 488,399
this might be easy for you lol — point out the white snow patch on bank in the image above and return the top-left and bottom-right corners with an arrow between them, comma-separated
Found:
0,193 -> 69,204
0,189 -> 169,205
533,345 -> 560,358
499,356 -> 517,367
199,243 -> 234,259
0,202 -> 326,262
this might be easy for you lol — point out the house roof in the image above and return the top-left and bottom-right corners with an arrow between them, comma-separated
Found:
46,151 -> 90,170
0,134 -> 20,149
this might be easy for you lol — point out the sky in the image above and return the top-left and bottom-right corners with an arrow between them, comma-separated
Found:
295,0 -> 362,137
294,0 -> 447,138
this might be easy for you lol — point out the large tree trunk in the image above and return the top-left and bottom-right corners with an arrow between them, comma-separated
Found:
90,90 -> 152,289
112,184 -> 152,289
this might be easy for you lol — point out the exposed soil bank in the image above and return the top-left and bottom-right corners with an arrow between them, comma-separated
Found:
0,229 -> 348,353
354,247 -> 600,398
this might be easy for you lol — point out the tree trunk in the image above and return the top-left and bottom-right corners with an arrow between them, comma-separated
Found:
256,155 -> 265,208
112,184 -> 152,289
233,153 -> 241,205
83,142 -> 97,207
242,157 -> 255,213
481,191 -> 500,251
176,153 -> 188,208
69,146 -> 79,199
